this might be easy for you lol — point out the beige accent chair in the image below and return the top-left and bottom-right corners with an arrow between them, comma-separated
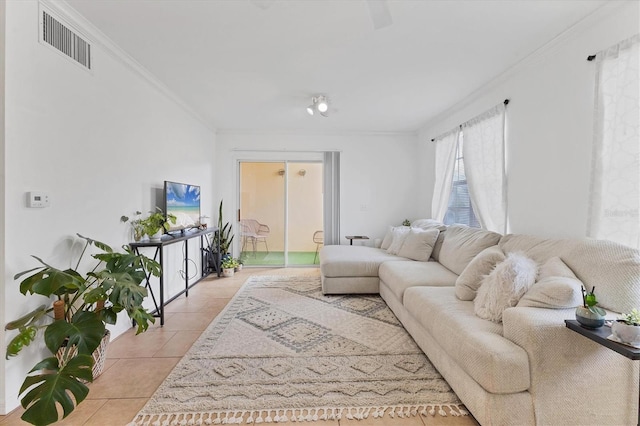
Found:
313,230 -> 324,264
239,219 -> 270,255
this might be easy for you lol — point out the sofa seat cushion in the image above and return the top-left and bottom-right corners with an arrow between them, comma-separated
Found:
379,261 -> 458,303
320,245 -> 408,277
403,286 -> 530,394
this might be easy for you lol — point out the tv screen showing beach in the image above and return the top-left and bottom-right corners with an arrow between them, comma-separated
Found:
165,181 -> 200,230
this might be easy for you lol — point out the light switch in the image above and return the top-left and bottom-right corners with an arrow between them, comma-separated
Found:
27,191 -> 50,208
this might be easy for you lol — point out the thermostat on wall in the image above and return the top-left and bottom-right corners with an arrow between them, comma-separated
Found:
27,191 -> 50,208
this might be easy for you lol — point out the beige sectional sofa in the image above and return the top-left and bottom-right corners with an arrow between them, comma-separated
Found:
319,222 -> 640,425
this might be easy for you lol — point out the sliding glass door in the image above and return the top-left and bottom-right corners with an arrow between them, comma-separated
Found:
287,162 -> 324,265
238,161 -> 323,267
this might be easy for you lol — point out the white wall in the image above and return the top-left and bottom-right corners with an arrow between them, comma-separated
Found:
0,0 -> 6,415
419,1 -> 639,239
2,1 -> 216,414
216,132 -> 421,250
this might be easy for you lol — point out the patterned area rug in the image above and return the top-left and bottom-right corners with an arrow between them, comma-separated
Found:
130,276 -> 467,425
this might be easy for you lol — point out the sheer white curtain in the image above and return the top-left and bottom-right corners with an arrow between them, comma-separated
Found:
431,128 -> 460,222
588,35 -> 640,248
323,151 -> 341,245
462,104 -> 507,234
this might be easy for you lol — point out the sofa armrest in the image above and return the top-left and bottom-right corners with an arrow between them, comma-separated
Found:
502,307 -> 638,425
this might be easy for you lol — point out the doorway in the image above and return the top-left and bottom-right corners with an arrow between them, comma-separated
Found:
238,161 -> 324,267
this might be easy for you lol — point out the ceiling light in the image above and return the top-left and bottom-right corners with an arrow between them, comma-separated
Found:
306,95 -> 329,117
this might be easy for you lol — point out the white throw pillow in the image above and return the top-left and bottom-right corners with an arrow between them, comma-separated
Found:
517,257 -> 583,309
397,228 -> 440,261
410,219 -> 447,231
474,252 -> 539,323
386,226 -> 410,255
455,246 -> 505,301
380,226 -> 393,250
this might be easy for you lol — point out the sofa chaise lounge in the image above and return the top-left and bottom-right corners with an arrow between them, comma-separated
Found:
319,222 -> 640,425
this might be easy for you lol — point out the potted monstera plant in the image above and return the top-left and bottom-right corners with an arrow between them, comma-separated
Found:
4,234 -> 161,426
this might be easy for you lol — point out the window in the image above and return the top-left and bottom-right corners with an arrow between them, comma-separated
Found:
431,101 -> 506,233
443,132 -> 480,227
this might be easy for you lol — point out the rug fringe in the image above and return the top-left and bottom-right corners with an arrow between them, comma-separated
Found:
128,404 -> 468,425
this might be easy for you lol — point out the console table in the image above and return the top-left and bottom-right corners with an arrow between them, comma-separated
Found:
565,319 -> 640,425
130,227 -> 219,325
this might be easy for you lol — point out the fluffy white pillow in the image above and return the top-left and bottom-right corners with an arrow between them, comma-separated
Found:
474,252 -> 539,323
455,246 -> 505,301
517,257 -> 583,309
397,228 -> 440,261
380,226 -> 394,250
386,226 -> 410,255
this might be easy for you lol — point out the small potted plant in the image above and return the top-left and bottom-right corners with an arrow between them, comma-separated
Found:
4,234 -> 161,425
234,258 -> 243,272
221,258 -> 238,277
120,211 -> 145,241
122,208 -> 176,241
612,308 -> 640,347
576,286 -> 606,329
402,219 -> 411,226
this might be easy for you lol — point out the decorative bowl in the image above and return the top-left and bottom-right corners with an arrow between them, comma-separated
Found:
575,306 -> 604,329
611,321 -> 640,346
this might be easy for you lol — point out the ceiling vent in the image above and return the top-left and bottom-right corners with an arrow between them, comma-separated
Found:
40,8 -> 92,71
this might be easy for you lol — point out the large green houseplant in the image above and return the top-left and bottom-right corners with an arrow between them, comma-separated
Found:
4,234 -> 161,426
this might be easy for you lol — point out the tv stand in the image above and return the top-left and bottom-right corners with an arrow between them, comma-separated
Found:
129,227 -> 220,326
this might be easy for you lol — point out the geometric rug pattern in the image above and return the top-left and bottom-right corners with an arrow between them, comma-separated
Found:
130,275 -> 467,425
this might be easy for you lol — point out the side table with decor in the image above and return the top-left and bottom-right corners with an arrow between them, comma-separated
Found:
345,235 -> 369,245
565,319 -> 640,425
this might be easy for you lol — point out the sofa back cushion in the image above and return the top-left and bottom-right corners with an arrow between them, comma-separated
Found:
517,256 -> 583,309
438,225 -> 502,275
500,234 -> 640,313
431,230 -> 446,262
380,226 -> 394,250
397,228 -> 440,261
564,240 -> 640,314
386,226 -> 410,255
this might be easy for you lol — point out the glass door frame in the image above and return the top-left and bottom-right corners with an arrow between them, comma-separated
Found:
235,152 -> 324,268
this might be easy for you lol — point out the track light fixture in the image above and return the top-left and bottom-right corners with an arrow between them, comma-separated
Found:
306,95 -> 329,117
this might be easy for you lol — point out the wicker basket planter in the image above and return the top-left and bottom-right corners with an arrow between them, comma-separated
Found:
56,330 -> 111,382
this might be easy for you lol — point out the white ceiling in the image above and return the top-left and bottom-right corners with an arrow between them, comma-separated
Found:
65,0 -> 608,133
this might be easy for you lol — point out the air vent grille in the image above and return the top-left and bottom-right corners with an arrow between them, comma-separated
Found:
42,10 -> 91,70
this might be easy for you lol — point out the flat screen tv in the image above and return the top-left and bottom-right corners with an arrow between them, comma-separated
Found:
164,181 -> 201,232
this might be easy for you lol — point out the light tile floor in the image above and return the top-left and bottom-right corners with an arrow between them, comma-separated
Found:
0,268 -> 477,426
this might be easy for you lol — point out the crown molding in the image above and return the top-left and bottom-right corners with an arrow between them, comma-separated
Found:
216,128 -> 418,138
418,1 -> 631,133
41,0 -> 216,133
